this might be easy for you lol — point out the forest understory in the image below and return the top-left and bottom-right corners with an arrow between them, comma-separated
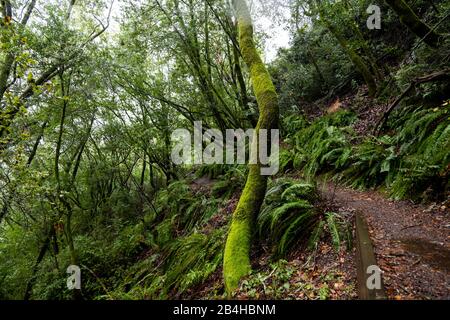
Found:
177,97 -> 450,300
0,0 -> 449,301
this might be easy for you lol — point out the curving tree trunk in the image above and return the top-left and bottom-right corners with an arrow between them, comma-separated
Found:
223,0 -> 279,294
385,0 -> 441,47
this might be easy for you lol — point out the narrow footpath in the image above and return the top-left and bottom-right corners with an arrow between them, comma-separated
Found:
321,183 -> 450,299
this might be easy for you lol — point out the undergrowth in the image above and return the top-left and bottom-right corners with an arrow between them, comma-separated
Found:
257,178 -> 352,257
281,106 -> 449,200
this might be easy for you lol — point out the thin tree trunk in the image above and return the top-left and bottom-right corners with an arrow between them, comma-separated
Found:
385,0 -> 441,47
0,0 -> 37,101
54,71 -> 82,300
324,19 -> 377,96
24,228 -> 52,300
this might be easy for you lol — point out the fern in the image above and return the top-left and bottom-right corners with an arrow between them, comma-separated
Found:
337,136 -> 398,189
210,165 -> 247,199
278,149 -> 295,173
295,124 -> 352,176
258,178 -> 319,256
326,213 -> 341,251
281,182 -> 319,203
282,105 -> 448,200
258,179 -> 354,256
282,114 -> 309,138
125,227 -> 226,299
389,106 -> 449,199
307,212 -> 352,253
307,220 -> 326,251
278,209 -> 317,255
195,164 -> 229,179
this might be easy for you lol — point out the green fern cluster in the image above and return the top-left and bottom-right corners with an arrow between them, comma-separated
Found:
308,212 -> 352,252
282,114 -> 309,139
151,180 -> 219,243
280,111 -> 355,176
195,164 -> 231,179
335,106 -> 449,197
282,106 -> 449,199
163,229 -> 225,295
110,227 -> 226,300
110,165 -> 251,299
257,178 -> 353,257
210,165 -> 247,199
336,135 -> 398,189
390,107 -> 450,199
257,178 -> 319,257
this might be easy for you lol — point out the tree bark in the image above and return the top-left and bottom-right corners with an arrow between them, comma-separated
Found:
385,0 -> 441,47
324,20 -> 378,97
223,0 -> 279,294
0,0 -> 37,101
23,230 -> 51,300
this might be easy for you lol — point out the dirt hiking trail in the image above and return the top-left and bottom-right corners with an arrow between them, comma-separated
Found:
321,183 -> 449,300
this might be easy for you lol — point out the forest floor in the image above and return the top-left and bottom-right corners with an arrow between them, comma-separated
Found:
185,179 -> 358,300
187,172 -> 449,300
320,182 -> 450,300
186,175 -> 449,300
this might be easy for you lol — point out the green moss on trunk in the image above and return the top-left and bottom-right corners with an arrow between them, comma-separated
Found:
223,166 -> 267,292
223,0 -> 279,294
385,0 -> 441,47
325,21 -> 377,97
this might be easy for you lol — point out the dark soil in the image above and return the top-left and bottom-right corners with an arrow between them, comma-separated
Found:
321,183 -> 450,300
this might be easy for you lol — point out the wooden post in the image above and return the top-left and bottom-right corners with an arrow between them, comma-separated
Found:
355,213 -> 387,300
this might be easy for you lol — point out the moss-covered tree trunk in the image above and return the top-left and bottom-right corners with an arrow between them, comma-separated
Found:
385,0 -> 441,47
223,0 -> 279,294
325,20 -> 378,97
313,0 -> 378,96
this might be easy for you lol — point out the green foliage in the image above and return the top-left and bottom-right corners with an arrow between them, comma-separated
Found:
0,224 -> 36,299
163,229 -> 224,295
278,149 -> 292,174
326,212 -> 352,252
282,114 -> 309,139
281,111 -> 355,176
17,218 -> 151,300
238,260 -> 295,299
390,106 -> 450,199
210,165 -> 247,199
195,164 -> 230,180
110,227 -> 226,300
337,135 -> 398,189
307,220 -> 326,251
282,106 -> 449,200
258,178 -> 319,256
154,180 -> 220,236
271,25 -> 355,109
307,211 -> 352,252
0,0 -> 448,302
